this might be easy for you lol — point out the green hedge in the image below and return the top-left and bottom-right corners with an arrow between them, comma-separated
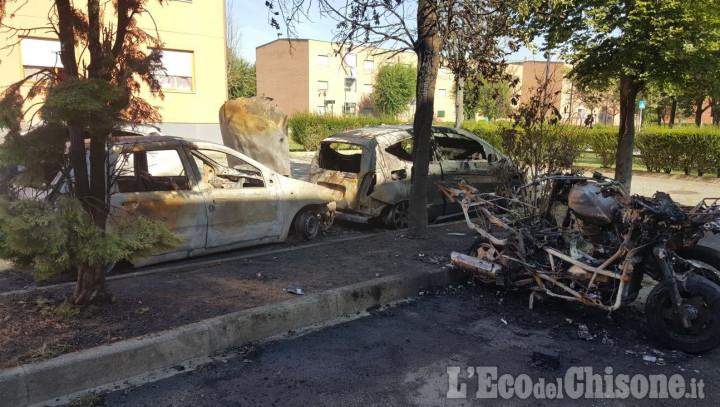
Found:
637,126 -> 720,176
288,113 -> 402,151
584,127 -> 618,167
461,120 -> 508,151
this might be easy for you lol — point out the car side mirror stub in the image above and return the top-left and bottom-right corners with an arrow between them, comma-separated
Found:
487,153 -> 498,163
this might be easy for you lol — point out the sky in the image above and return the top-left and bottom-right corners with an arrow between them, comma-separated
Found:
232,0 -> 542,64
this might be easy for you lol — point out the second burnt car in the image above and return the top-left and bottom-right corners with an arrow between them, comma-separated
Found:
309,125 -> 518,228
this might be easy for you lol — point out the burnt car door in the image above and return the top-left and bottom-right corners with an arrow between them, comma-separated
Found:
431,129 -> 497,215
432,130 -> 495,191
110,145 -> 208,255
190,147 -> 282,248
374,134 -> 444,220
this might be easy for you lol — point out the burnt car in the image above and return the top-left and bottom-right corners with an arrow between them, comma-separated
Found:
309,125 -> 517,228
104,136 -> 335,266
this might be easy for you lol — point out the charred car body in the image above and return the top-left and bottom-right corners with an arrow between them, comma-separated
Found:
309,125 -> 518,228
48,134 -> 335,267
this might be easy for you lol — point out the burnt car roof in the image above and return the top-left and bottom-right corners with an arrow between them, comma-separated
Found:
321,124 -> 503,155
320,125 -> 413,148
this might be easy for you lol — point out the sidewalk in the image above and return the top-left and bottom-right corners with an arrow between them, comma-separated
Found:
600,169 -> 720,206
0,222 -> 472,406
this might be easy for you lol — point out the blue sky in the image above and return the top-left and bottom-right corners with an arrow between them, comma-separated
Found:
233,1 -> 542,64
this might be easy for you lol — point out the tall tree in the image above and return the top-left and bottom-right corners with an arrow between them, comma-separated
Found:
226,0 -> 256,99
0,1 -> 173,305
269,0 -> 522,237
533,0 -> 720,189
464,76 -> 515,121
227,54 -> 257,99
439,1 -> 515,128
372,63 -> 417,117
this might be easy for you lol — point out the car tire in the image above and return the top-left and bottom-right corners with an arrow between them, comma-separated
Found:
294,209 -> 321,240
384,201 -> 409,229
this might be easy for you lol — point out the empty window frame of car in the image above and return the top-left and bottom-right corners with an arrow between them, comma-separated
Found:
317,142 -> 363,174
432,130 -> 487,161
191,149 -> 265,189
115,148 -> 190,192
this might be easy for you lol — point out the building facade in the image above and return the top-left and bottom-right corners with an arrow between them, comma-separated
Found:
0,0 -> 228,143
256,39 -> 457,122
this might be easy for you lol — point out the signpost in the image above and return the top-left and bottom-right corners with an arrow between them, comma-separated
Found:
637,100 -> 646,131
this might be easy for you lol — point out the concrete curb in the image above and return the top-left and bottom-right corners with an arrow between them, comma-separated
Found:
0,266 -> 466,406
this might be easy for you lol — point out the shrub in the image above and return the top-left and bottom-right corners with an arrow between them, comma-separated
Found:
636,126 -> 720,176
461,120 -> 507,151
0,197 -> 183,281
585,127 -> 618,168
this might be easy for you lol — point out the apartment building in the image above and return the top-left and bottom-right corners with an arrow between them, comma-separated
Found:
0,0 -> 227,143
256,38 -> 457,122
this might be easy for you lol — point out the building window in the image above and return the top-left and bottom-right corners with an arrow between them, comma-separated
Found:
317,55 -> 329,66
318,80 -> 328,91
154,49 -> 194,91
344,77 -> 356,92
20,38 -> 65,82
437,110 -> 445,118
343,102 -> 357,115
438,89 -> 447,98
439,68 -> 448,76
363,107 -> 373,116
363,60 -> 374,70
344,52 -> 357,68
363,84 -> 373,94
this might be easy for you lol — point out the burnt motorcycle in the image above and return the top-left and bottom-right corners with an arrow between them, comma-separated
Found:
437,173 -> 720,353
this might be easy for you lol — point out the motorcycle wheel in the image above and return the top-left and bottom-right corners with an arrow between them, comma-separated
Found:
467,237 -> 508,286
645,274 -> 720,353
676,246 -> 720,285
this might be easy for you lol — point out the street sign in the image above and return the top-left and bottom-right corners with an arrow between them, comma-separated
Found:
638,100 -> 647,110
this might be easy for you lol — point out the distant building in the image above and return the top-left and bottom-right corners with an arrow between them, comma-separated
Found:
256,39 -> 456,122
0,0 -> 227,142
507,60 -> 606,126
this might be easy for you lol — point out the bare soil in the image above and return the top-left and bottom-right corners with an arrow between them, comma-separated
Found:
0,221 -> 471,368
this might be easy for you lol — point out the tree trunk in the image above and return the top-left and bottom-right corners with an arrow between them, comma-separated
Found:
72,262 -> 112,305
695,97 -> 705,127
454,75 -> 465,128
656,107 -> 662,126
669,97 -> 677,128
615,75 -> 642,191
407,0 -> 440,238
56,0 -> 112,306
712,99 -> 719,126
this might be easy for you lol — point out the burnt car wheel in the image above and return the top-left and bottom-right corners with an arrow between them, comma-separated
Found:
294,209 -> 320,240
646,274 -> 720,353
385,201 -> 409,229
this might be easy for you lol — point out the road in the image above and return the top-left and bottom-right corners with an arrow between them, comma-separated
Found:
104,286 -> 720,406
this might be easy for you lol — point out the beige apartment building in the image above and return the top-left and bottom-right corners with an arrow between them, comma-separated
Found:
0,0 -> 228,143
256,38 -> 604,126
256,39 -> 457,122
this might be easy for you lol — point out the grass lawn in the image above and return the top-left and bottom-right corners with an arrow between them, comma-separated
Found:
575,153 -> 719,178
289,138 -> 305,152
574,153 -> 647,172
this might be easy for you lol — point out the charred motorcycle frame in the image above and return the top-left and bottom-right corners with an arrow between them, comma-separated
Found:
438,173 -> 720,353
